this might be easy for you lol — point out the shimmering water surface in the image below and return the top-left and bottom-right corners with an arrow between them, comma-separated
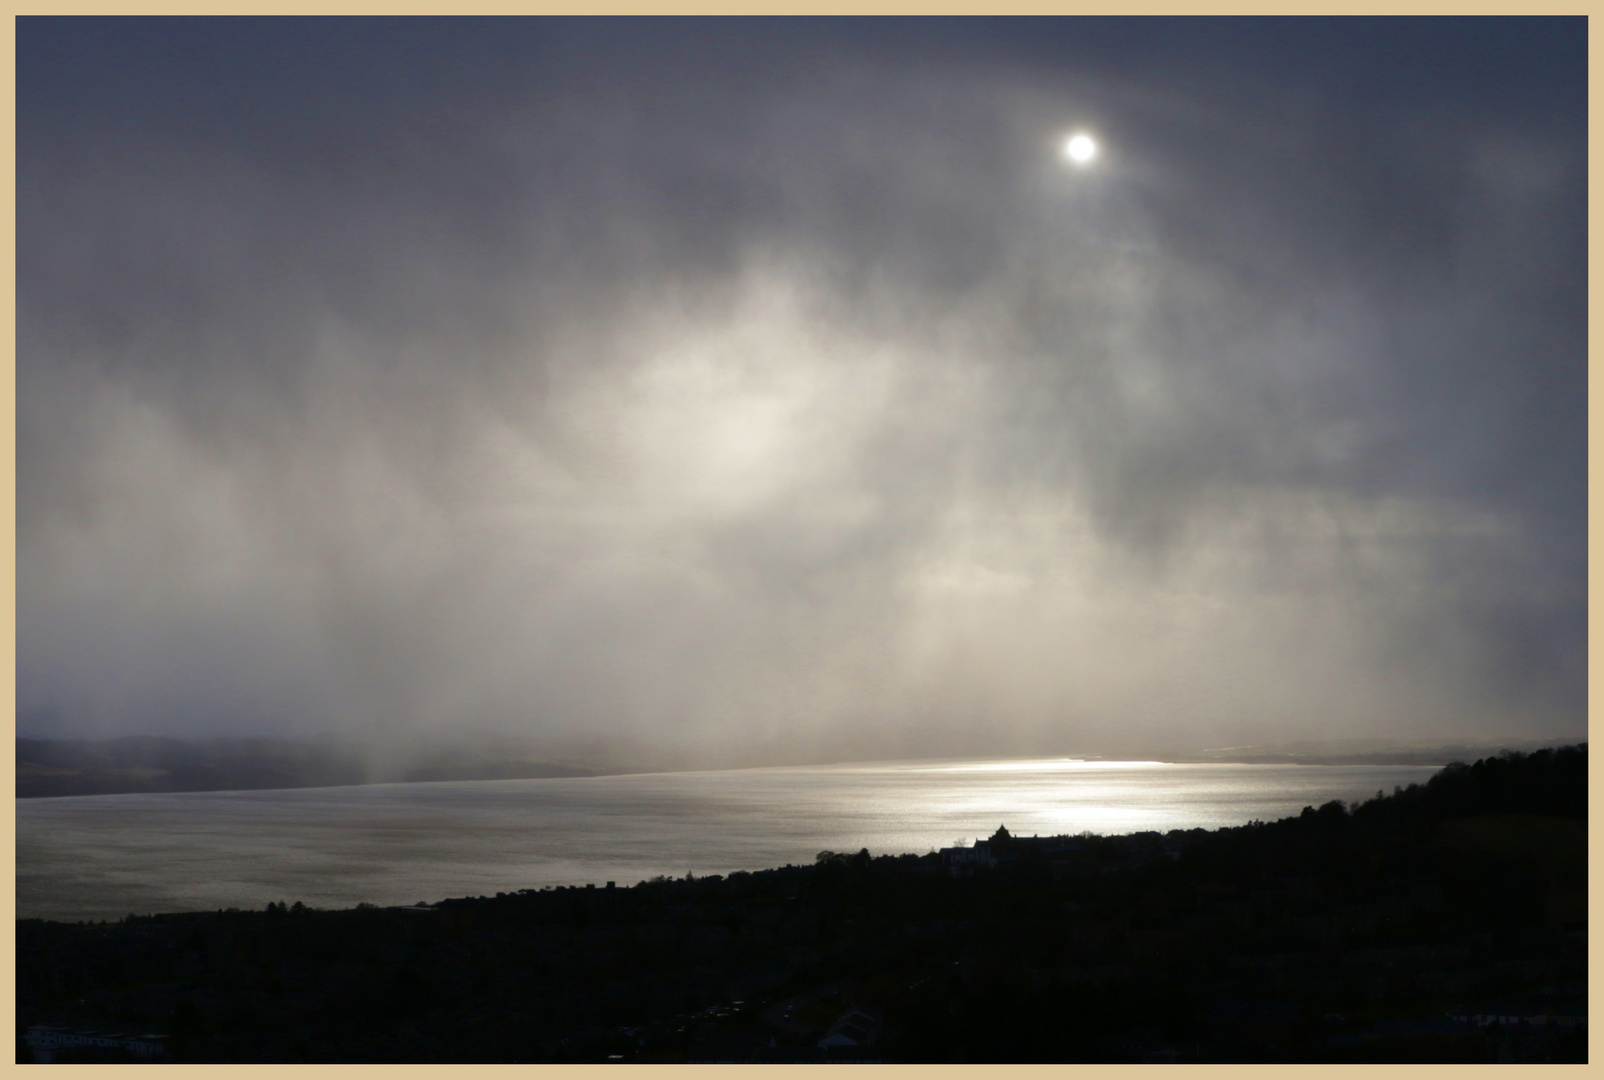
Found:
17,758 -> 1439,922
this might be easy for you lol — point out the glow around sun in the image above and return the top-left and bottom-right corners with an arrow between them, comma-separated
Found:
1063,132 -> 1098,165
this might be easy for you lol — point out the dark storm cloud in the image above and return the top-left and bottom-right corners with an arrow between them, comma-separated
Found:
18,18 -> 1586,765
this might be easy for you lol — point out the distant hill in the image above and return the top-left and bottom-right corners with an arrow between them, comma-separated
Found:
16,736 -> 597,798
1178,736 -> 1583,768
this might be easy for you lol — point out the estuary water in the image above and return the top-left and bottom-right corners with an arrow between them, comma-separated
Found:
17,758 -> 1439,922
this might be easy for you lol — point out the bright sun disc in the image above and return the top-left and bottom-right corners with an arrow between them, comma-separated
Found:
1063,133 -> 1097,165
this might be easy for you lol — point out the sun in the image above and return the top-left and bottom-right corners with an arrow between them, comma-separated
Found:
1062,132 -> 1098,166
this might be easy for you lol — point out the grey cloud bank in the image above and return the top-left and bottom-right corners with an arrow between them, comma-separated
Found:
18,18 -> 1586,769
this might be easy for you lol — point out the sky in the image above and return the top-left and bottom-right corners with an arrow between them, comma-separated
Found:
17,17 -> 1588,769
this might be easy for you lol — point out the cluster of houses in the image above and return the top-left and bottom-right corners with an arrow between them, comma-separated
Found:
940,823 -> 1180,874
1446,997 -> 1587,1030
941,824 -> 1072,872
939,824 -> 1186,876
24,1024 -> 169,1063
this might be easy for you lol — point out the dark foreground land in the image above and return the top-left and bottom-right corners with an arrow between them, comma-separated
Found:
17,746 -> 1586,1063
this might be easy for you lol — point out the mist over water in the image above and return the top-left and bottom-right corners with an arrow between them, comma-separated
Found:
18,759 -> 1440,922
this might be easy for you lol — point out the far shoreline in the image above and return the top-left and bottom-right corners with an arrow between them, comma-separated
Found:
14,734 -> 1575,800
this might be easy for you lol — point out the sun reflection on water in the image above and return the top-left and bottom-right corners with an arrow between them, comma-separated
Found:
18,757 -> 1440,921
